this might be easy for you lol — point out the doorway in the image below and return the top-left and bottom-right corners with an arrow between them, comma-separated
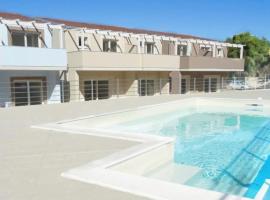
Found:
138,80 -> 155,96
12,80 -> 44,106
84,80 -> 109,100
204,77 -> 218,93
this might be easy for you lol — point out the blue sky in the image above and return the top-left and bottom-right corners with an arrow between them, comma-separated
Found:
0,0 -> 269,41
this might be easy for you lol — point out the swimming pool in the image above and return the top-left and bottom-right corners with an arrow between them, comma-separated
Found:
94,102 -> 270,197
47,98 -> 270,199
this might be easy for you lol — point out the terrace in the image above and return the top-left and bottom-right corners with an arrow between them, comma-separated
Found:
1,90 -> 270,200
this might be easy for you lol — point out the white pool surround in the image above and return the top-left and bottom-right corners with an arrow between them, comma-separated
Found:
33,97 -> 270,200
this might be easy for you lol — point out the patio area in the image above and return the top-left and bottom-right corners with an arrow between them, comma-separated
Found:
1,90 -> 270,200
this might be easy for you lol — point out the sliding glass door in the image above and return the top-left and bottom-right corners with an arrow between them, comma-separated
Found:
84,80 -> 109,101
204,77 -> 218,93
13,80 -> 43,106
138,80 -> 155,96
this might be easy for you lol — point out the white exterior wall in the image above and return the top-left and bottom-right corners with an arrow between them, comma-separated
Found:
44,25 -> 52,48
0,23 -> 8,46
0,46 -> 67,70
0,71 -> 61,107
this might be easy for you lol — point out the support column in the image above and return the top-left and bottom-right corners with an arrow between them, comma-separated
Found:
212,44 -> 216,58
240,46 -> 244,59
170,71 -> 181,94
125,72 -> 137,97
187,41 -> 192,56
137,37 -> 141,54
68,68 -> 82,102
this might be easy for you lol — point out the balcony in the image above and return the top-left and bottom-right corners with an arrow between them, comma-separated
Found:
180,56 -> 245,72
68,51 -> 180,71
0,46 -> 67,70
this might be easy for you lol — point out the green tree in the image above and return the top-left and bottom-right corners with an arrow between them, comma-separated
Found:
226,32 -> 270,76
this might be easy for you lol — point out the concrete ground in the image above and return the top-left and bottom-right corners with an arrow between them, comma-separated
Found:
1,90 -> 270,200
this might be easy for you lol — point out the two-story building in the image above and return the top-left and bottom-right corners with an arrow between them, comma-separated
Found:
0,13 -> 67,107
0,12 -> 245,106
42,18 -> 181,101
171,38 -> 244,93
41,17 -> 244,102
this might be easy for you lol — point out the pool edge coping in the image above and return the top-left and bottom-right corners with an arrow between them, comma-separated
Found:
31,97 -> 270,200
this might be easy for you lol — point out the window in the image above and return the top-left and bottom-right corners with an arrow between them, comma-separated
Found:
103,40 -> 109,52
11,32 -> 25,46
78,36 -> 82,47
204,77 -> 218,93
27,33 -> 39,47
11,32 -> 39,47
110,40 -> 117,52
103,40 -> 117,52
138,80 -> 155,96
12,80 -> 44,106
78,36 -> 88,49
200,45 -> 212,52
177,45 -> 188,56
84,37 -> 88,46
84,80 -> 109,101
217,48 -> 223,57
181,78 -> 188,94
145,43 -> 154,54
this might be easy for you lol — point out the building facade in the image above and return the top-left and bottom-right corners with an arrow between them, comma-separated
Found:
0,12 -> 244,106
46,17 -> 244,101
0,13 -> 67,107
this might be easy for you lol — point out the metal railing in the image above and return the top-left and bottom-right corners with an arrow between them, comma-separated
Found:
0,77 -> 269,108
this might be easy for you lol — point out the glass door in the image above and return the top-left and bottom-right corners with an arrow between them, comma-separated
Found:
204,78 -> 210,93
147,80 -> 155,96
84,80 -> 109,100
13,80 -> 43,106
84,80 -> 96,100
210,78 -> 218,92
138,80 -> 155,96
14,82 -> 28,106
139,80 -> 146,96
181,78 -> 187,94
98,80 -> 109,99
29,81 -> 43,105
204,77 -> 218,93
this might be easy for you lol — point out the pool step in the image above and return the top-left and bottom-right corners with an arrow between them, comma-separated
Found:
218,121 -> 270,195
245,156 -> 270,198
144,162 -> 202,184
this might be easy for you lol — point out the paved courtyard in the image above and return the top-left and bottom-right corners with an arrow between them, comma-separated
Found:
1,90 -> 270,200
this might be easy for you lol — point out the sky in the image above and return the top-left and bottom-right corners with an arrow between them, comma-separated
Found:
0,0 -> 269,41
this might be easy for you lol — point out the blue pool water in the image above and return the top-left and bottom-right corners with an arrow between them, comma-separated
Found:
112,112 -> 270,197
161,113 -> 270,197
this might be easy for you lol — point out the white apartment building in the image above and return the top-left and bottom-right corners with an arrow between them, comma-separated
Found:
0,13 -> 67,107
0,12 -> 244,106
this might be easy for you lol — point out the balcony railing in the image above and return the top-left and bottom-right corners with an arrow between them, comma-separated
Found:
0,46 -> 67,70
180,56 -> 245,71
68,50 -> 245,72
68,51 -> 180,71
0,76 -> 269,108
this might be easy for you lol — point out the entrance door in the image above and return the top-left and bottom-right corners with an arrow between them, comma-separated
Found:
29,82 -> 43,105
210,78 -> 218,92
84,80 -> 97,100
98,80 -> 109,99
181,78 -> 187,94
138,80 -> 155,96
84,80 -> 109,101
13,80 -> 43,106
204,78 -> 210,93
14,82 -> 28,106
204,77 -> 218,93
